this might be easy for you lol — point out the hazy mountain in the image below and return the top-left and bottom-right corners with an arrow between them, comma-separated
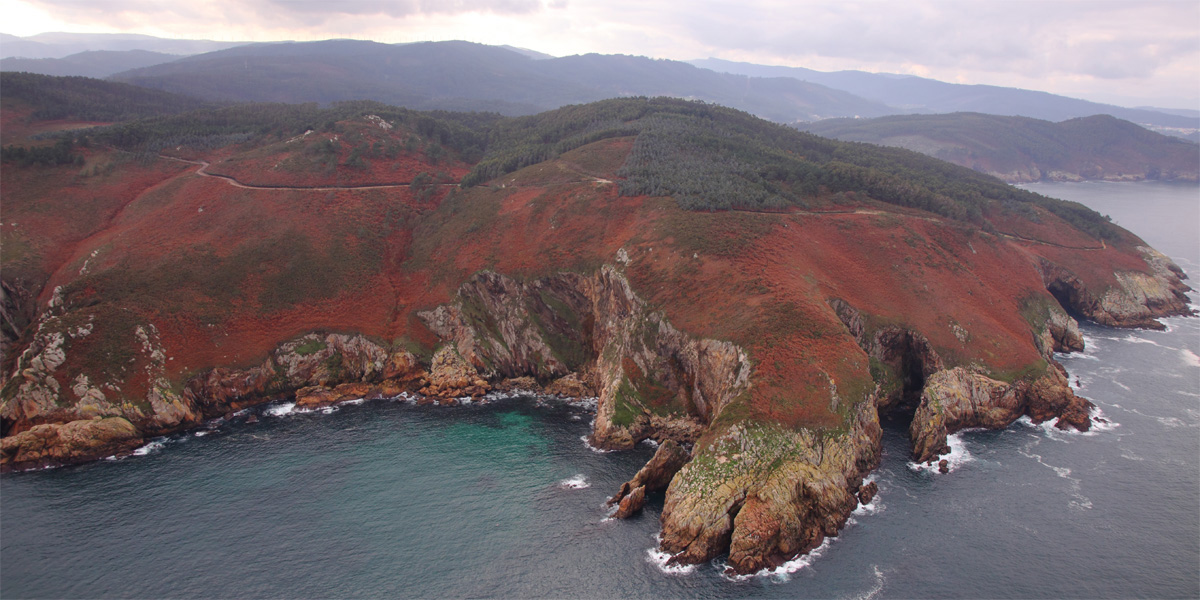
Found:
690,58 -> 1198,130
0,32 -> 249,59
801,112 -> 1199,183
1,50 -> 180,78
110,39 -> 894,121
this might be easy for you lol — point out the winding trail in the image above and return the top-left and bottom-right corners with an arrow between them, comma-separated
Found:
159,155 -> 457,191
160,155 -> 1105,251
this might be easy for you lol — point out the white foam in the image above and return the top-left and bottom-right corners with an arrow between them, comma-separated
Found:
724,537 -> 833,582
581,435 -> 612,454
852,565 -> 887,600
641,438 -> 660,449
1182,348 -> 1200,368
194,430 -> 212,437
852,481 -> 884,517
908,433 -> 972,474
342,397 -> 366,405
560,474 -> 590,489
132,439 -> 166,456
264,402 -> 297,417
645,546 -> 697,575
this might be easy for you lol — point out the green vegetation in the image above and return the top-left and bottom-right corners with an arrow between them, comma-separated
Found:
1,136 -> 82,166
293,338 -> 328,356
0,72 -> 210,122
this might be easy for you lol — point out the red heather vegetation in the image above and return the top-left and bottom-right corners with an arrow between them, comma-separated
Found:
0,100 -> 1178,439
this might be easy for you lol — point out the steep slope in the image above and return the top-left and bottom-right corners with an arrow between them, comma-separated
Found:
1,98 -> 1191,576
111,40 -> 892,121
690,58 -> 1199,130
802,113 -> 1200,183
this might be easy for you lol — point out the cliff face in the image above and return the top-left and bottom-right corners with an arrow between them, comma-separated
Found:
420,267 -> 752,448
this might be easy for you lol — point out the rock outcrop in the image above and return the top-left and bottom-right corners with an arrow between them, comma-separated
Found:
658,399 -> 881,574
0,417 -> 142,472
908,366 -> 1093,463
609,439 -> 690,515
420,267 -> 751,449
1038,252 -> 1193,330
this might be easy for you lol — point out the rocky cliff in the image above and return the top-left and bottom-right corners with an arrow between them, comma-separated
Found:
1,98 -> 1194,574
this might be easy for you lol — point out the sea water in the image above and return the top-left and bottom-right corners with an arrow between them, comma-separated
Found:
2,181 -> 1197,598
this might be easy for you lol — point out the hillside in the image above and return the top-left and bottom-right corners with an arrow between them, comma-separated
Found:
691,58 -> 1200,131
1,50 -> 180,78
110,39 -> 892,121
0,97 -> 1191,575
0,72 -> 210,141
801,112 -> 1200,183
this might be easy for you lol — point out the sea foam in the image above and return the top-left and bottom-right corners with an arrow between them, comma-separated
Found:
908,433 -> 972,473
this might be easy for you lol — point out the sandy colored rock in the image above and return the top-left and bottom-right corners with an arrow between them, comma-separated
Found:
614,485 -> 646,519
1,417 -> 142,472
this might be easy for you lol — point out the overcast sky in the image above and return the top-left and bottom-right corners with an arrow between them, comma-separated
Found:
3,0 -> 1198,109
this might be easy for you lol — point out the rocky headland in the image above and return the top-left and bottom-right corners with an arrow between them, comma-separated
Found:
2,97 -> 1193,575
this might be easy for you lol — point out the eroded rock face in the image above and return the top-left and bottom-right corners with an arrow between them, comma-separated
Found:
1038,254 -> 1193,330
659,400 -> 881,574
909,366 -> 1093,464
0,417 -> 142,472
420,267 -> 752,449
609,439 -> 690,511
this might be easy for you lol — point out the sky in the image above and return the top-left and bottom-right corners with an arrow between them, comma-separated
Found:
3,0 -> 1198,110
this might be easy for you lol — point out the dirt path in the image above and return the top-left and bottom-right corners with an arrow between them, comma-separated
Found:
162,155 -> 1104,251
159,156 -> 456,191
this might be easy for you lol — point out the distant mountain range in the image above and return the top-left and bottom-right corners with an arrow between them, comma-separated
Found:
2,33 -> 1196,139
690,58 -> 1198,130
801,112 -> 1199,183
0,32 -> 246,59
107,40 -> 894,121
0,49 -> 179,79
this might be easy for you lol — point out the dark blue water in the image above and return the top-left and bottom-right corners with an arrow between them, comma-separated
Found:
3,182 -> 1197,599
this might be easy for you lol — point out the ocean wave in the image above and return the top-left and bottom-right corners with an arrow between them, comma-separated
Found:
264,402 -> 298,417
560,474 -> 590,489
723,537 -> 834,582
908,433 -> 972,474
132,439 -> 167,456
641,438 -> 660,448
1181,349 -> 1200,368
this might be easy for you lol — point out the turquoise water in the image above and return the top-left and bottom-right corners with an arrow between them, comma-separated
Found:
2,182 -> 1197,598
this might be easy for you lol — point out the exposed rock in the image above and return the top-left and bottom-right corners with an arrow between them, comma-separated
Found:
857,481 -> 878,505
0,417 -> 142,472
420,346 -> 490,398
614,485 -> 646,519
609,439 -> 690,509
421,268 -> 751,450
544,373 -> 593,398
910,366 -> 1093,464
938,460 -> 949,474
659,399 -> 881,575
1038,257 -> 1193,330
493,376 -> 541,392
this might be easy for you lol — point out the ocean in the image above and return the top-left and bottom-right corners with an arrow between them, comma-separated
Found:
2,181 -> 1197,598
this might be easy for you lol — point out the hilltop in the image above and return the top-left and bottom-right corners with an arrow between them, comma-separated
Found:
0,96 -> 1191,575
801,112 -> 1200,183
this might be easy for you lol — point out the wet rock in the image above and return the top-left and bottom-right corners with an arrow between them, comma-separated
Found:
609,439 -> 690,509
857,481 -> 878,505
614,485 -> 646,519
938,459 -> 949,474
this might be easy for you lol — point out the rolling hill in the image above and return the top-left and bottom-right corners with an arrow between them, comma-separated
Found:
1,49 -> 181,78
691,58 -> 1199,130
801,112 -> 1200,183
0,96 -> 1191,576
110,39 -> 893,121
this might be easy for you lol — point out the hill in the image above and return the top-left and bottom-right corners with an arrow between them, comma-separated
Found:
1,50 -> 181,78
690,58 -> 1199,131
0,32 -> 248,59
801,112 -> 1200,183
0,97 -> 1191,576
110,39 -> 893,121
